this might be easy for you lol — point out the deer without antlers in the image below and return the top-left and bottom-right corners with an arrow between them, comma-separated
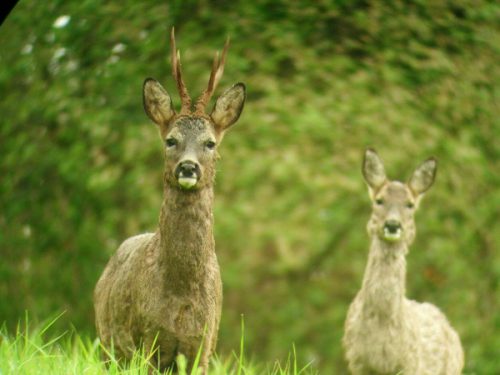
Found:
94,28 -> 245,373
343,149 -> 464,375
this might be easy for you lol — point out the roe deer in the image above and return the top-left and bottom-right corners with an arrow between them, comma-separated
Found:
343,149 -> 464,375
94,28 -> 246,373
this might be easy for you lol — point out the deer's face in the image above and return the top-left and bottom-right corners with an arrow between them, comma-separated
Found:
163,116 -> 218,190
142,30 -> 245,191
143,79 -> 245,191
362,149 -> 437,246
368,181 -> 418,244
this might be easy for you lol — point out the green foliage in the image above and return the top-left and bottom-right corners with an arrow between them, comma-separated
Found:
0,0 -> 498,373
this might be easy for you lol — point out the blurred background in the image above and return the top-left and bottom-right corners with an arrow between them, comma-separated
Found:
0,0 -> 498,373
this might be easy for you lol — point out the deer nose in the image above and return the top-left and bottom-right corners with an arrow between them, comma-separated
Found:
384,220 -> 402,234
175,161 -> 200,178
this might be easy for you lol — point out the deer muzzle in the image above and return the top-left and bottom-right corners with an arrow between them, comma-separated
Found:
175,161 -> 201,189
383,220 -> 403,242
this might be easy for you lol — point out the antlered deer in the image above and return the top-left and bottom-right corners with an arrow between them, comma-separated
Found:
94,28 -> 245,373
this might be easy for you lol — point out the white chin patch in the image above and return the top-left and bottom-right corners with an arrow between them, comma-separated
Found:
383,228 -> 402,242
178,177 -> 198,189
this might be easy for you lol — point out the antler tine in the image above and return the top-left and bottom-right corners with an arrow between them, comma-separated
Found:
170,27 -> 191,113
195,37 -> 230,114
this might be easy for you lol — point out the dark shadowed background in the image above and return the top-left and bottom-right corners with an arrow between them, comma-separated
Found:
1,0 -> 498,373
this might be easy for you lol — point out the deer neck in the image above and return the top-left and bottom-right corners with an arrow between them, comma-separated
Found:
158,185 -> 215,295
359,237 -> 408,321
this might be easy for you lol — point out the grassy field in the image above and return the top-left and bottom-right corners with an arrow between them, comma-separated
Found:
0,316 -> 317,375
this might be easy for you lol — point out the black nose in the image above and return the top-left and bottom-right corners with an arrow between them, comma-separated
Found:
176,161 -> 199,178
384,220 -> 401,234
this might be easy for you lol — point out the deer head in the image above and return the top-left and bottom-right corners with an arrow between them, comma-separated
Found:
143,28 -> 246,190
362,148 -> 437,246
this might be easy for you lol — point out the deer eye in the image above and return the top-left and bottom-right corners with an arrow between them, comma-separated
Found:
375,198 -> 384,206
165,138 -> 177,148
205,140 -> 216,150
406,202 -> 415,209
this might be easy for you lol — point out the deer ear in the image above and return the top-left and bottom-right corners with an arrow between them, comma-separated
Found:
408,158 -> 437,196
210,83 -> 246,133
362,148 -> 387,192
143,78 -> 175,127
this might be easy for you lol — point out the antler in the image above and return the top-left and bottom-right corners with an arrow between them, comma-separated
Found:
194,37 -> 230,114
171,27 -> 192,114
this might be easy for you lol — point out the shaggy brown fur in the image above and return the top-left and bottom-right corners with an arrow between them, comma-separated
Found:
94,29 -> 245,373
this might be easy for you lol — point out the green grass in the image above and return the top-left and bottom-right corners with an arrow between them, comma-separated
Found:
0,316 -> 317,375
